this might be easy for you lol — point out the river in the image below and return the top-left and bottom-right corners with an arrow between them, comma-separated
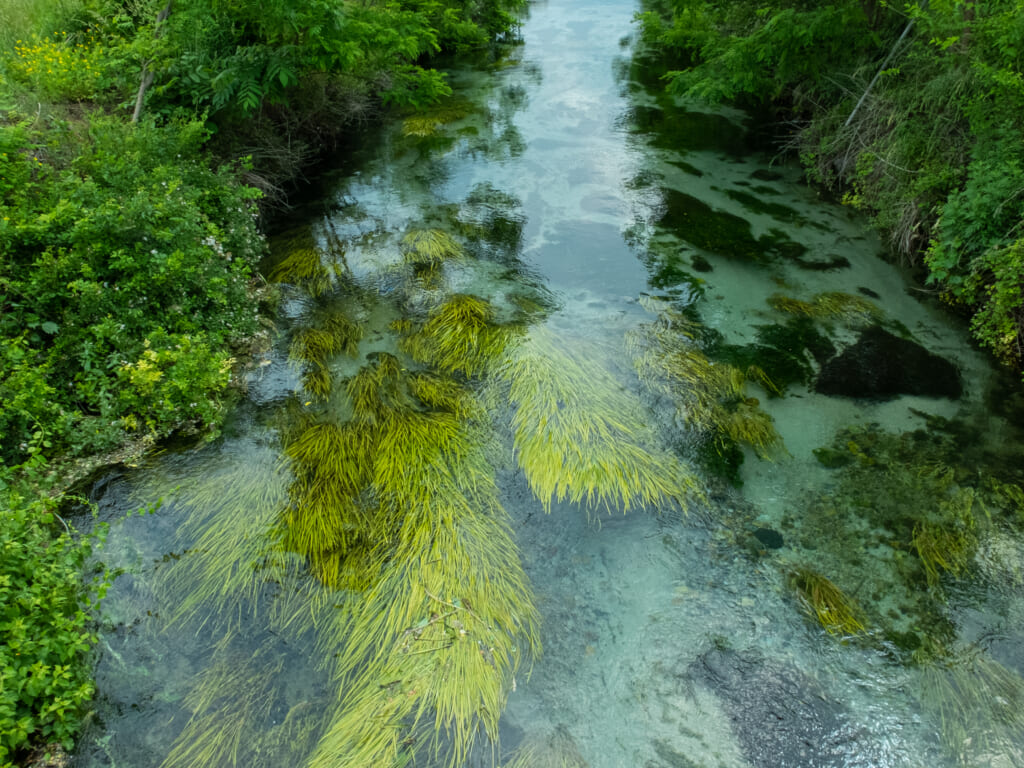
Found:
72,0 -> 1024,767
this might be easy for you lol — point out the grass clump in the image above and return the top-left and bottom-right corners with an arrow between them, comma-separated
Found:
401,228 -> 465,267
289,312 -> 363,401
790,567 -> 867,637
912,497 -> 977,588
400,294 -> 519,377
268,228 -> 348,298
408,371 -> 484,420
630,306 -> 783,458
767,292 -> 882,325
501,727 -> 589,768
498,328 -> 702,515
401,100 -> 471,137
917,645 -> 1024,765
145,444 -> 293,635
162,644 -> 325,768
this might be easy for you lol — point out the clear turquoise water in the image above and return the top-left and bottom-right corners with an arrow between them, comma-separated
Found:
73,1 -> 1024,767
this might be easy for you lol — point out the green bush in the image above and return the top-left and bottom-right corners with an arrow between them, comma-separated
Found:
0,116 -> 264,466
0,492 -> 108,766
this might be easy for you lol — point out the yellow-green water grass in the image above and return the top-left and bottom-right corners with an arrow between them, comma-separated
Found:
323,312 -> 363,357
501,728 -> 589,768
912,520 -> 975,588
282,421 -> 382,582
309,485 -> 539,768
285,421 -> 376,498
633,342 -> 782,457
147,448 -> 292,634
401,102 -> 471,137
499,329 -> 701,514
767,291 -> 882,324
401,293 -> 519,377
301,366 -> 332,400
919,648 -> 1024,764
912,487 -> 978,587
373,410 -> 484,519
713,400 -> 781,456
303,383 -> 536,768
269,246 -> 337,297
290,327 -> 343,367
345,352 -> 412,423
408,371 -> 484,420
162,644 -> 326,768
401,228 -> 465,267
790,567 -> 867,636
987,477 -> 1024,522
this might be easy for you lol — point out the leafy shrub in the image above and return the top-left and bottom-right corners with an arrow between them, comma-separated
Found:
116,330 -> 236,434
0,492 -> 108,765
0,116 -> 264,466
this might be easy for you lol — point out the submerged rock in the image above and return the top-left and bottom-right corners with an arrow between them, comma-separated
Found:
752,527 -> 784,549
815,326 -> 962,400
690,648 -> 850,768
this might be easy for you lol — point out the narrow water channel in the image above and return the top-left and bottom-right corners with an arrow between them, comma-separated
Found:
74,1 -> 1024,767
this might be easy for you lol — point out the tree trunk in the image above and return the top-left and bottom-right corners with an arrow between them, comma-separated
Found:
131,0 -> 174,123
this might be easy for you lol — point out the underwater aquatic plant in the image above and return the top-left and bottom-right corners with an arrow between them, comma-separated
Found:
402,101 -> 471,137
629,307 -> 782,457
289,311 -> 363,400
268,228 -> 350,297
918,645 -> 1024,765
408,371 -> 485,420
767,291 -> 882,324
790,567 -> 867,637
146,446 -> 293,634
501,727 -> 590,768
912,511 -> 976,588
162,644 -> 327,768
401,293 -> 520,377
401,228 -> 465,267
303,397 -> 539,768
499,328 -> 702,514
345,352 -> 413,423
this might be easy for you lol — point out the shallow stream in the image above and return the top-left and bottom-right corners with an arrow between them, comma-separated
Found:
73,1 -> 1024,767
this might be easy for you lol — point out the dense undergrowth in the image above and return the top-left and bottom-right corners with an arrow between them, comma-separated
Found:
0,0 -> 520,762
637,0 -> 1024,376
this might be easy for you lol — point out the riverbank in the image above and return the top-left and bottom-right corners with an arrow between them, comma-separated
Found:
0,0 -> 521,762
636,0 -> 1024,378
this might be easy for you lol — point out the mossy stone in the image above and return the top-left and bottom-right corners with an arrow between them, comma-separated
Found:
813,446 -> 854,469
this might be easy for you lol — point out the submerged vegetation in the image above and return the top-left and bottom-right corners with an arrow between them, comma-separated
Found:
789,567 -> 867,637
629,297 -> 783,465
917,644 -> 1024,765
139,169 -> 705,767
766,291 -> 882,325
500,328 -> 702,514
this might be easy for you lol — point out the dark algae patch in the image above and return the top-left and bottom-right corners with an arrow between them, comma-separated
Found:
723,188 -> 807,224
816,326 -> 962,400
655,190 -> 807,263
715,317 -> 836,393
628,104 -> 751,158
